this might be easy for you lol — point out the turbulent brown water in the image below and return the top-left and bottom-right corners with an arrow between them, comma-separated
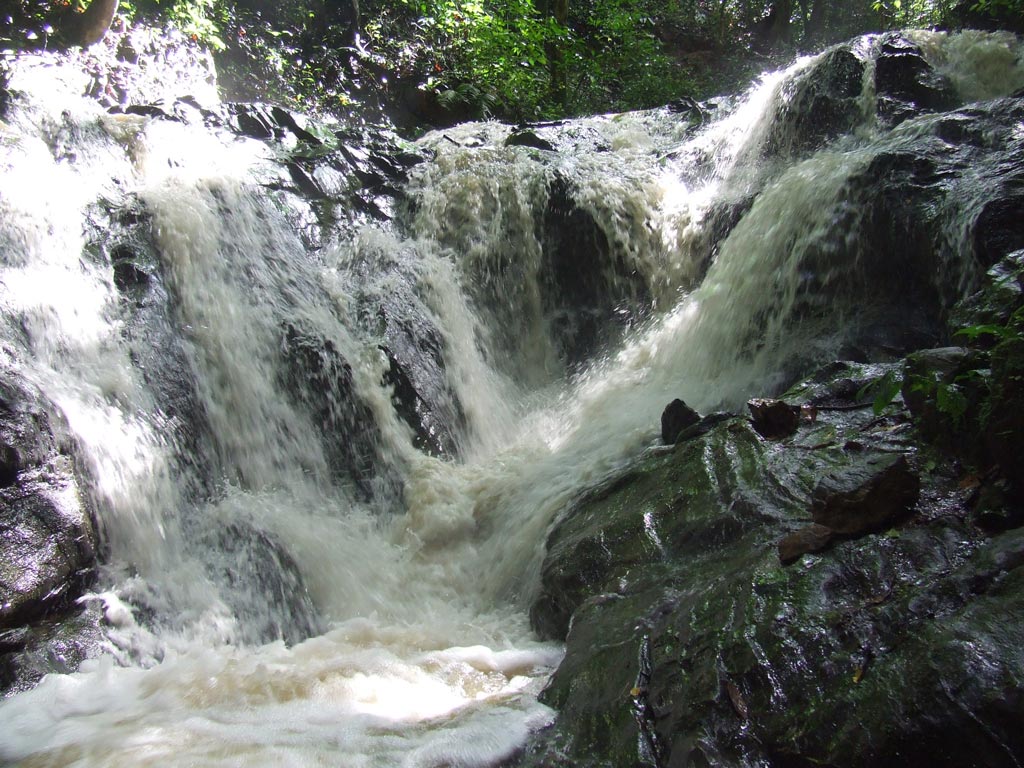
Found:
1,28 -> 1022,767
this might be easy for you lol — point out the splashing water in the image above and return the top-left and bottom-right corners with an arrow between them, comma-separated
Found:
1,29 -> 1023,767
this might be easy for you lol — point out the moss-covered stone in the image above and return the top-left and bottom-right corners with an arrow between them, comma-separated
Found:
522,363 -> 1024,768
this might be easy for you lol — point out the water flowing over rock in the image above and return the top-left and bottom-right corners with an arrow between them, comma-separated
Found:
2,23 -> 1024,768
0,375 -> 96,629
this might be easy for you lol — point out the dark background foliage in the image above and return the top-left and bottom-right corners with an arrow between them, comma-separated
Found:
1,0 -> 1021,123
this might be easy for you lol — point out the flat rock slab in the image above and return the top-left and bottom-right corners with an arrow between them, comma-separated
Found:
811,452 -> 920,535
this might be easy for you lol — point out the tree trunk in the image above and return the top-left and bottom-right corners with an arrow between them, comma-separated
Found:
753,0 -> 795,50
805,0 -> 828,43
67,0 -> 119,48
548,0 -> 569,107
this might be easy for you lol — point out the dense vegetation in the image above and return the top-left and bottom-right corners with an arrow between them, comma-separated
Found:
2,0 -> 1022,122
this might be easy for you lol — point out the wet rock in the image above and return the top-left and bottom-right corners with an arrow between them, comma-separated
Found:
973,195 -> 1024,268
524,372 -> 1024,768
1,465 -> 96,627
201,521 -> 321,647
666,96 -> 705,130
660,399 -> 700,444
0,441 -> 18,487
0,373 -> 97,632
539,173 -> 651,367
811,452 -> 920,535
747,397 -> 800,439
972,478 -> 1024,533
530,417 -> 782,644
227,102 -> 281,140
778,523 -> 834,565
875,34 -> 956,125
505,129 -> 555,151
381,339 -> 459,458
103,200 -> 212,497
280,324 -> 385,498
987,335 -> 1024,496
766,46 -> 866,155
0,608 -> 103,696
348,242 -> 465,459
950,250 -> 1024,332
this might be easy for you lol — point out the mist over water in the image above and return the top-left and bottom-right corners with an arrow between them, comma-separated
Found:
2,29 -> 1023,766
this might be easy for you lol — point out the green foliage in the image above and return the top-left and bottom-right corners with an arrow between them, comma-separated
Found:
970,0 -> 1024,15
5,0 -> 1019,122
119,0 -> 227,48
361,0 -> 697,118
870,0 -> 951,26
857,370 -> 903,415
561,0 -> 693,114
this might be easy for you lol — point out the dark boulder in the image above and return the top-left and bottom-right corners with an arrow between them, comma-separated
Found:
987,335 -> 1024,496
660,399 -> 700,444
747,397 -> 800,439
505,129 -> 555,152
950,250 -> 1024,332
0,375 -> 97,626
523,360 -> 1024,768
539,173 -> 651,367
765,45 -> 866,156
0,371 -> 99,696
875,33 -> 957,126
200,520 -> 321,647
793,97 -> 1024,360
810,452 -> 920,535
0,609 -> 103,696
974,195 -> 1024,269
347,242 -> 465,459
280,324 -> 386,498
102,197 -> 213,498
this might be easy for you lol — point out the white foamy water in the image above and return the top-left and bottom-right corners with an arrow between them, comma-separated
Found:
2,29 -> 1022,768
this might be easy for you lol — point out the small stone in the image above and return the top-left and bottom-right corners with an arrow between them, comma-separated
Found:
505,129 -> 555,151
778,523 -> 835,565
811,453 -> 920,535
661,399 -> 701,444
748,398 -> 800,439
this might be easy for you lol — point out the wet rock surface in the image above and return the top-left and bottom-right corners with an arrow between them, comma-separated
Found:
0,375 -> 97,629
777,522 -> 834,564
767,45 -> 866,156
539,173 -> 652,367
810,452 -> 920,534
523,356 -> 1024,768
875,33 -> 957,126
0,373 -> 101,694
280,323 -> 387,499
348,241 -> 466,459
747,397 -> 800,439
200,521 -> 321,647
660,399 -> 701,444
521,188 -> 1024,766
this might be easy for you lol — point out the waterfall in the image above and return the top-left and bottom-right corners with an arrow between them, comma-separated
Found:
2,28 -> 1023,767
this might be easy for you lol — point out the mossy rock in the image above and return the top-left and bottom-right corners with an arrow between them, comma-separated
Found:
522,379 -> 1024,767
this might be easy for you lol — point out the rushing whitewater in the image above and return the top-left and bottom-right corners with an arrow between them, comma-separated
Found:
2,28 -> 1024,767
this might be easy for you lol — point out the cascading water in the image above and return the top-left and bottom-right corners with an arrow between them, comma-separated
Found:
1,27 -> 1023,767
